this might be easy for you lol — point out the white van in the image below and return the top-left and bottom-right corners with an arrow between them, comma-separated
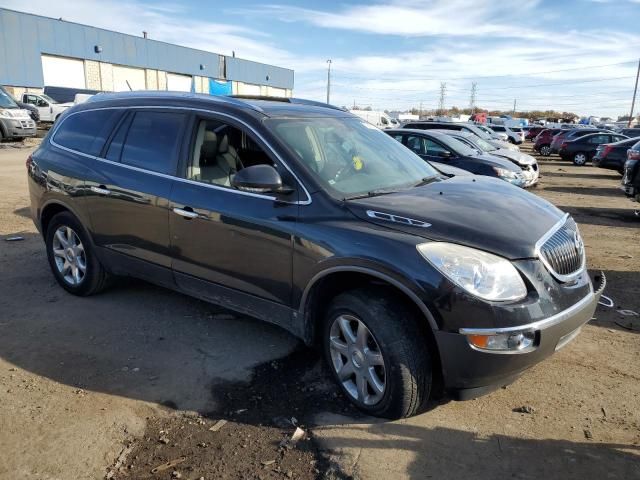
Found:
349,110 -> 393,129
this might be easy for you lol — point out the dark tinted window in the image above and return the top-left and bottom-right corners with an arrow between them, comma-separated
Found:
120,111 -> 185,174
587,134 -> 609,144
53,110 -> 122,156
105,114 -> 131,162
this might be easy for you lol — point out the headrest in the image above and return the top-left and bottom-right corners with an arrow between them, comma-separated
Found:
201,131 -> 217,158
218,134 -> 229,154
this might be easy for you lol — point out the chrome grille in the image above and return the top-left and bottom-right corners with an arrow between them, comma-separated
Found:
538,216 -> 585,281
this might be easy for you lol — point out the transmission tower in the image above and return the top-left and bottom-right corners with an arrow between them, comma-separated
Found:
469,83 -> 477,113
438,82 -> 447,116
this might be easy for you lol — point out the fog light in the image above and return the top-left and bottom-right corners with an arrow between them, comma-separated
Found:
467,331 -> 535,352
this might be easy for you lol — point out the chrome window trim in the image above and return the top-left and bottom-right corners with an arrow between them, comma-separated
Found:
49,105 -> 312,205
459,288 -> 594,336
533,213 -> 586,283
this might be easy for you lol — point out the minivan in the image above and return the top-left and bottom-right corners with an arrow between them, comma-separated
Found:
28,92 -> 605,418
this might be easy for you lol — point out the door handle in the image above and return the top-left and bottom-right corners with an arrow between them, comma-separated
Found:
173,207 -> 199,219
91,185 -> 111,195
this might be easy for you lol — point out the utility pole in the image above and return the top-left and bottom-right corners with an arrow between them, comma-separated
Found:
512,99 -> 517,115
419,101 -> 423,119
628,58 -> 640,127
326,59 -> 332,104
438,82 -> 447,116
469,82 -> 477,114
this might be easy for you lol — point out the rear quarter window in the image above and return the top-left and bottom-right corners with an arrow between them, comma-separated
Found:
119,111 -> 186,174
52,109 -> 122,156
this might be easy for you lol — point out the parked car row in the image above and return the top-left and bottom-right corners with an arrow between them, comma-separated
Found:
27,92 -> 604,418
396,121 -> 538,187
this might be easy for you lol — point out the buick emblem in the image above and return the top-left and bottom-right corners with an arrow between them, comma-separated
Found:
573,231 -> 584,252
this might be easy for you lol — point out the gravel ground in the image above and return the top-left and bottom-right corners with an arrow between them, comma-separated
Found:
0,140 -> 638,480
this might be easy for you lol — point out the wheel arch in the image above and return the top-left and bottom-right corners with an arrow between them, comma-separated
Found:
39,200 -> 86,239
300,266 -> 444,395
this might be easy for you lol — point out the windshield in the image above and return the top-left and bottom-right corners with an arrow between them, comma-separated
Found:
40,94 -> 58,104
266,117 -> 440,199
465,135 -> 496,152
439,135 -> 481,157
0,87 -> 18,108
471,125 -> 494,140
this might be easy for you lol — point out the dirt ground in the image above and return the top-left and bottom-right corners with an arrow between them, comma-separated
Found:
0,140 -> 638,480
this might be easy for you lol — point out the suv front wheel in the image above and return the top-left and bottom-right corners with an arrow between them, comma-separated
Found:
323,288 -> 432,419
45,211 -> 111,296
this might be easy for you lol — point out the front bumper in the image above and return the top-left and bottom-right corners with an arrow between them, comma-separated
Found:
2,118 -> 37,138
435,271 -> 606,400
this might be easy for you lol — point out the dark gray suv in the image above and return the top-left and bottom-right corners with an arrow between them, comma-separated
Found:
28,92 -> 605,418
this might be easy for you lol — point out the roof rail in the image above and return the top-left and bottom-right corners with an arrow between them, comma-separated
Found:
230,95 -> 345,111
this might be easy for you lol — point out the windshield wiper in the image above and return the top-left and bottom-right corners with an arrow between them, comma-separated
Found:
413,176 -> 440,187
343,189 -> 400,201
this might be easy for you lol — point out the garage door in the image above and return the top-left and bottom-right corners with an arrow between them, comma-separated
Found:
41,55 -> 86,88
112,65 -> 146,91
167,73 -> 192,92
235,82 -> 261,96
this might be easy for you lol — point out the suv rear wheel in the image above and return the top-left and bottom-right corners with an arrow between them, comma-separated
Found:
45,211 -> 110,296
540,145 -> 551,156
323,288 -> 431,419
573,152 -> 588,166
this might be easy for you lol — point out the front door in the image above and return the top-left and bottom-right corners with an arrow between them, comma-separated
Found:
84,109 -> 188,285
169,115 -> 299,324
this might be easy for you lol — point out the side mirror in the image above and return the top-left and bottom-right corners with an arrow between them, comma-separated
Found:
231,164 -> 291,194
438,150 -> 452,158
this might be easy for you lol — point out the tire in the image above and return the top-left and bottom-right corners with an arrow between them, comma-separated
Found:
508,137 -> 516,144
323,288 -> 431,419
45,211 -> 111,296
540,145 -> 551,156
573,152 -> 588,166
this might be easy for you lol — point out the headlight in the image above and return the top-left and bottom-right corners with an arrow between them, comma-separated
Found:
0,109 -> 13,118
493,167 -> 524,185
416,242 -> 527,301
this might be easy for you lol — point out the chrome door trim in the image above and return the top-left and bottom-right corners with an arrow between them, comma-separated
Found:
49,105 -> 312,205
172,207 -> 199,219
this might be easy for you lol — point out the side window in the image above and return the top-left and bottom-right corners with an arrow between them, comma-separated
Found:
120,111 -> 185,174
53,109 -> 122,156
405,135 -> 426,155
392,134 -> 404,143
26,95 -> 38,105
186,119 -> 274,188
424,139 -> 448,156
380,117 -> 389,125
588,135 -> 607,144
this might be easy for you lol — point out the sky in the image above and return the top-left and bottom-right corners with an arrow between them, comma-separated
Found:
2,0 -> 640,118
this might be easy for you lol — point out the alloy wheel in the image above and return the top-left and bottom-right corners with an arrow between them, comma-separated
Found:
52,225 -> 87,286
574,153 -> 587,165
329,314 -> 386,405
540,145 -> 551,156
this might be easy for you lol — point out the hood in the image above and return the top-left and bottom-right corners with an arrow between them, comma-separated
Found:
492,149 -> 536,166
346,176 -> 564,260
489,139 -> 519,151
471,153 -> 523,170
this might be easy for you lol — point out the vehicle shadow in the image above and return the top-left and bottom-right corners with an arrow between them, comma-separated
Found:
12,206 -> 32,219
557,205 -> 639,227
0,232 -> 299,413
311,418 -> 640,480
542,171 -> 620,180
590,270 -> 640,335
543,186 -> 626,197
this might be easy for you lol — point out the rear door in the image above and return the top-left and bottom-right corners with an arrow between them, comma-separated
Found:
84,108 -> 188,285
